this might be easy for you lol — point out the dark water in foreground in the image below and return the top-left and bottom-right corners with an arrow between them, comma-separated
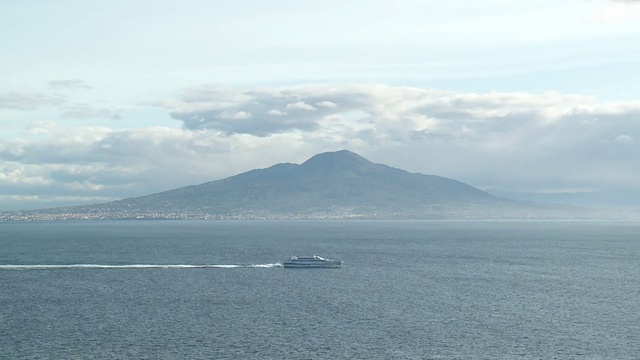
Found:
1,220 -> 639,359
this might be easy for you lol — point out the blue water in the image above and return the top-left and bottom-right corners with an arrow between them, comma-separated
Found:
1,220 -> 639,359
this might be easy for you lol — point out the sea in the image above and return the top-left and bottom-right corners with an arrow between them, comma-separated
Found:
1,220 -> 639,359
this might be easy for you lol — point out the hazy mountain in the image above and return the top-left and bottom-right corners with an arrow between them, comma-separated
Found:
3,150 -> 636,220
486,189 -> 640,208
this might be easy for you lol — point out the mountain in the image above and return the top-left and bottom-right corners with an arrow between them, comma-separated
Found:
486,189 -> 640,208
91,149 -> 511,219
3,150 -> 634,220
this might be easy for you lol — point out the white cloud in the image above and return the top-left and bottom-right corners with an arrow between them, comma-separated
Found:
286,101 -> 317,111
316,101 -> 337,108
0,123 -> 314,207
614,134 -> 634,143
218,111 -> 252,120
589,0 -> 640,23
268,109 -> 287,116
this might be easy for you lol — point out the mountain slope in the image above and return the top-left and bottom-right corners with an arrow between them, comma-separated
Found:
99,150 -> 508,217
7,149 -> 616,220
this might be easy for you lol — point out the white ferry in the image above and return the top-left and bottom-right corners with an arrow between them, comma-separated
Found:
283,255 -> 343,268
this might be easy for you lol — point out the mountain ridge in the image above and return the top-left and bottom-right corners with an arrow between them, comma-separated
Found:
3,150 -> 632,220
119,150 -> 500,211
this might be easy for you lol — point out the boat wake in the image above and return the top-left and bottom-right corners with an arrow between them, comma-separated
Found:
0,263 -> 284,270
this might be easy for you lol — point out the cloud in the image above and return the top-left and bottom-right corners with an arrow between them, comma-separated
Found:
286,101 -> 316,111
0,123 -> 313,207
0,92 -> 64,110
60,104 -> 121,119
3,84 -> 640,210
316,101 -> 337,108
48,79 -> 92,90
268,109 -> 287,116
591,0 -> 640,23
614,134 -> 634,143
218,111 -> 251,120
155,85 -> 346,135
148,84 -> 640,191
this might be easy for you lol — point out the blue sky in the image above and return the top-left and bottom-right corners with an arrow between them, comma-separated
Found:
1,0 -> 640,210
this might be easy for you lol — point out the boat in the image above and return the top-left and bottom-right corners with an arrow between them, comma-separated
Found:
283,255 -> 343,268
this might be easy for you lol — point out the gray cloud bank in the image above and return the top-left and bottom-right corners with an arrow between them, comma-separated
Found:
0,92 -> 64,110
156,85 -> 640,189
2,84 -> 640,210
48,79 -> 92,90
60,104 -> 121,120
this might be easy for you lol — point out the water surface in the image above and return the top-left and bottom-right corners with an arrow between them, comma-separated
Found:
1,220 -> 638,359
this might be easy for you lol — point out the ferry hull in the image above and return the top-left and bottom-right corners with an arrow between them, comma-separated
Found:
283,261 -> 342,269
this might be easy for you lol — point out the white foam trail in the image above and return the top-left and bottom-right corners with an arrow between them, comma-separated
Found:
0,263 -> 283,270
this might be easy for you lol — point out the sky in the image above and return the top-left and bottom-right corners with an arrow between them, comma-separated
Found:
1,0 -> 640,211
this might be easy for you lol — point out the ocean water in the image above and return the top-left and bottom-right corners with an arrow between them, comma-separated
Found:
1,220 -> 639,359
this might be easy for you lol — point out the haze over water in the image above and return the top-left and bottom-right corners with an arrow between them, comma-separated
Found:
2,220 -> 639,359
